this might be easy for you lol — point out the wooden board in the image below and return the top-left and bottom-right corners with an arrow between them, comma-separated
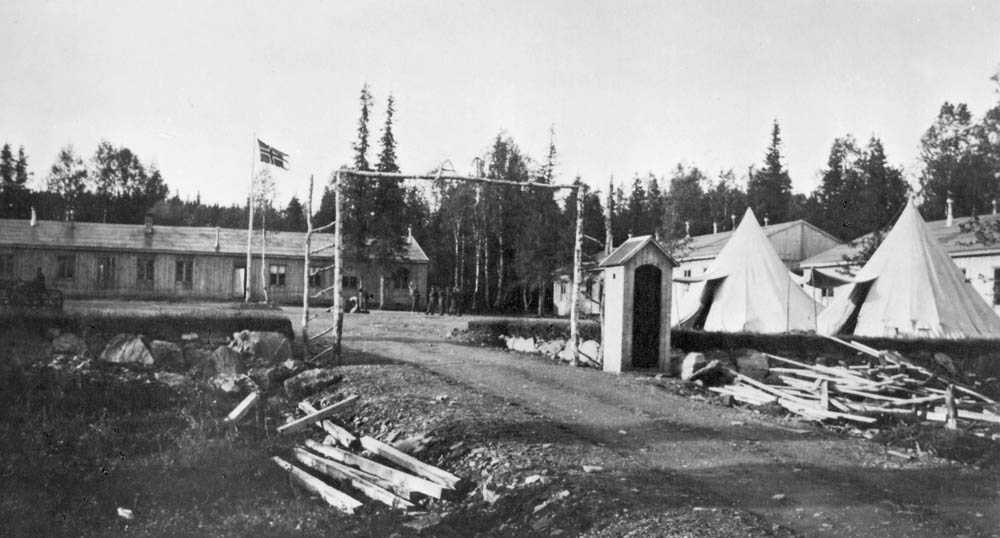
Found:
305,439 -> 444,499
278,395 -> 358,434
298,401 -> 359,448
293,448 -> 414,510
360,435 -> 462,490
271,456 -> 362,513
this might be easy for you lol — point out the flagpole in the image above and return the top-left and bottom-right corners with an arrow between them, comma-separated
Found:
245,134 -> 257,303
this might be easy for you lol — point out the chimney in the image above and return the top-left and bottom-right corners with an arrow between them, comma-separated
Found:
215,227 -> 221,252
407,225 -> 413,244
30,207 -> 36,227
730,214 -> 736,229
684,220 -> 690,238
763,216 -> 770,227
712,221 -> 718,234
992,199 -> 996,216
946,196 -> 954,227
66,208 -> 75,229
144,214 -> 154,235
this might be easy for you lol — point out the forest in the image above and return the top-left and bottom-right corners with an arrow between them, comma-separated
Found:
3,73 -> 1000,313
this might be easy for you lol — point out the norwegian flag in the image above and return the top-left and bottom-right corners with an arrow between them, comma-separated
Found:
258,139 -> 288,169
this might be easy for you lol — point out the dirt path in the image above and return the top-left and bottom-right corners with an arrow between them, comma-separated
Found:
296,309 -> 999,537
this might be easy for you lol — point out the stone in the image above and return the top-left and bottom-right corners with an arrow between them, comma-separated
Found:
149,340 -> 185,371
52,333 -> 86,355
582,465 -> 604,473
283,368 -> 343,399
579,340 -> 600,363
185,348 -> 214,379
99,335 -> 154,366
154,371 -> 190,389
933,352 -> 958,376
665,348 -> 685,376
557,345 -> 576,362
211,345 -> 244,376
736,351 -> 769,381
211,373 -> 244,394
248,360 -> 303,391
538,339 -> 566,358
680,352 -> 707,381
230,330 -> 292,365
180,333 -> 199,341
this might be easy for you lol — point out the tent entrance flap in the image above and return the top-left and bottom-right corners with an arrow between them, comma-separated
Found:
840,279 -> 875,335
684,277 -> 726,330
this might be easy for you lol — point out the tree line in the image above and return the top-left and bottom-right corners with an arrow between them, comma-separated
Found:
5,71 -> 1000,311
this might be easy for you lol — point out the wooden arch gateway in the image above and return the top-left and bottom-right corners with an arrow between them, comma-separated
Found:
301,167 -> 586,364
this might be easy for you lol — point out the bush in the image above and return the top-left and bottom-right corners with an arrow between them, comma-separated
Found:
466,318 -> 600,342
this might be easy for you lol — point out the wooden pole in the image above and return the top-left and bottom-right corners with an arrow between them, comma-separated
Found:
944,384 -> 958,430
301,174 -> 313,343
245,137 -> 257,303
569,185 -> 584,366
332,170 -> 344,359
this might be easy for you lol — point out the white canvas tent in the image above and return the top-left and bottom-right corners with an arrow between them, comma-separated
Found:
818,201 -> 1000,339
674,208 -> 821,333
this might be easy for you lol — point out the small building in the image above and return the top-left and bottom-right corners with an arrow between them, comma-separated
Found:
672,219 -> 842,303
598,235 -> 677,373
551,261 -> 602,317
799,211 -> 1000,315
0,217 -> 429,307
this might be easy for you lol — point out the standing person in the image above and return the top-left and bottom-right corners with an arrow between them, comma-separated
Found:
439,286 -> 450,315
357,280 -> 367,313
426,286 -> 438,315
408,281 -> 417,312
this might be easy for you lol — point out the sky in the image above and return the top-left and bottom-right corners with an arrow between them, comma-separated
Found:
2,0 -> 1000,207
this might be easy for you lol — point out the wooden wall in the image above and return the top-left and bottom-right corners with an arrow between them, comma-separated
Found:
2,246 -> 427,307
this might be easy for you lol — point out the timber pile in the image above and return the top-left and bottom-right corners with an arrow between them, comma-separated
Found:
261,394 -> 465,514
709,337 -> 1000,433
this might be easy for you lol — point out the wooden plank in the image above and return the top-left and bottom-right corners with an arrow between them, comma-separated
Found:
359,435 -> 462,490
293,448 -> 414,510
278,395 -> 358,435
225,391 -> 259,423
305,439 -> 445,500
297,401 -> 359,448
765,354 -> 871,384
271,456 -> 362,513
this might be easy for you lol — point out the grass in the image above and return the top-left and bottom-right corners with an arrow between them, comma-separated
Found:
0,354 -> 402,537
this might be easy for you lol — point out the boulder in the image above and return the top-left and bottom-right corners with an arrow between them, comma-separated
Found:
181,333 -> 199,341
538,338 -> 566,358
211,373 -> 244,394
512,337 -> 536,353
99,335 -> 154,366
735,351 -> 769,381
557,345 -> 576,362
680,352 -> 707,381
185,348 -> 214,379
154,371 -> 190,389
283,368 -> 343,399
52,333 -> 87,356
150,340 -> 185,371
230,330 -> 292,365
211,345 -> 244,376
578,340 -> 600,363
248,360 -> 304,391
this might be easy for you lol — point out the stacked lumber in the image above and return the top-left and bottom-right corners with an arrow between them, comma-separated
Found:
710,339 -> 1000,431
268,394 -> 464,514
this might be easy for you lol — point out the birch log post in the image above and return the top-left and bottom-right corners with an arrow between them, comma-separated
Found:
301,174 -> 313,343
332,170 -> 344,360
568,184 -> 584,366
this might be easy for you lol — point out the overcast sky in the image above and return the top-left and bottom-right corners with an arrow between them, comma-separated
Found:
2,1 -> 1000,206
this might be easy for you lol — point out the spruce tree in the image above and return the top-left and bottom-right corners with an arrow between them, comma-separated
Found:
0,144 -> 13,186
747,120 -> 793,223
376,94 -> 399,173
